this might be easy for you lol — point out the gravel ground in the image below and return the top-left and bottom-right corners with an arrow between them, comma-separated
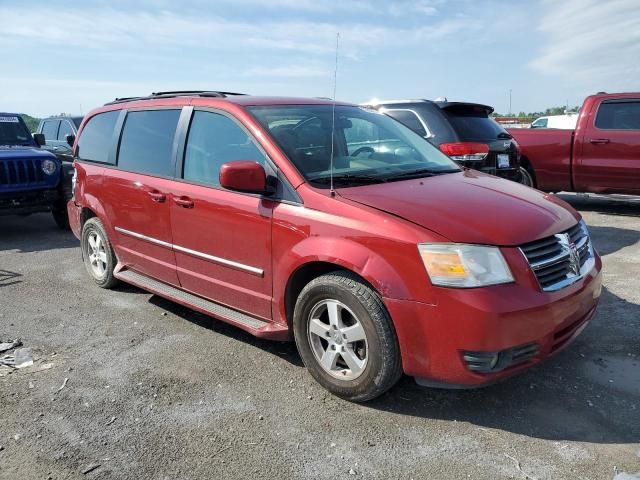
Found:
0,194 -> 639,480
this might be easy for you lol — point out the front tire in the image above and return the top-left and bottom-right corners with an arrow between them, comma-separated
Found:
293,271 -> 402,402
52,207 -> 70,230
81,217 -> 118,289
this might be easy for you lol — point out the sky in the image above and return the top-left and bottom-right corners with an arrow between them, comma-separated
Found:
1,0 -> 639,117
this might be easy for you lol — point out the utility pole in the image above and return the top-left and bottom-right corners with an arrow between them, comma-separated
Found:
508,89 -> 512,116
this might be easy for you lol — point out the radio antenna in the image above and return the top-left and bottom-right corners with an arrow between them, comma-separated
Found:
329,32 -> 340,197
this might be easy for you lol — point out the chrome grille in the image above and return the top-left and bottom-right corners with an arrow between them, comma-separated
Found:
0,158 -> 46,186
520,220 -> 595,292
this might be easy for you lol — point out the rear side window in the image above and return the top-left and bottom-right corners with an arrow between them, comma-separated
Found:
183,111 -> 267,186
385,110 -> 427,137
42,120 -> 59,141
442,107 -> 507,141
77,110 -> 120,163
118,109 -> 181,177
595,100 -> 640,130
57,120 -> 74,141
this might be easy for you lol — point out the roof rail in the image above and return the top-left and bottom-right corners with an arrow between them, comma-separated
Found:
104,90 -> 247,106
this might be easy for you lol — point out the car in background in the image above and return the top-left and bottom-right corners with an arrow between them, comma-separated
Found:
0,113 -> 70,228
68,91 -> 601,401
364,99 -> 531,186
530,114 -> 578,129
37,115 -> 83,162
509,92 -> 640,195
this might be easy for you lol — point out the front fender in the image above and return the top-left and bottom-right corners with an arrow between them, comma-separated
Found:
287,236 -> 413,299
273,234 -> 434,328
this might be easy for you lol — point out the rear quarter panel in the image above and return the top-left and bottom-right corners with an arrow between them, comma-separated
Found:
72,161 -> 107,227
508,128 -> 574,191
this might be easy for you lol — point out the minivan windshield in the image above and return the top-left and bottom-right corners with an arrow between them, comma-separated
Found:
0,115 -> 33,147
248,105 -> 460,187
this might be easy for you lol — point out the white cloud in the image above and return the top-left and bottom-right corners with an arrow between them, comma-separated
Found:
0,6 -> 477,59
531,0 -> 640,92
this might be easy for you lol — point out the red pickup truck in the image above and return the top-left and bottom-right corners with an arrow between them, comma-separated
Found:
509,92 -> 640,195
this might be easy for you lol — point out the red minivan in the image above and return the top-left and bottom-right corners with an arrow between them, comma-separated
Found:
68,91 -> 602,401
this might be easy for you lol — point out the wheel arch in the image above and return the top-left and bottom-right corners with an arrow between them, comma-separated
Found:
284,261 -> 376,330
278,237 -> 416,329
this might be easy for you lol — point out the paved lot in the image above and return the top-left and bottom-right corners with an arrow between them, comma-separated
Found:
1,194 -> 639,479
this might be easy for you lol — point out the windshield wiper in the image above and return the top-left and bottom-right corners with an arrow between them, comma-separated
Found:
383,168 -> 458,182
311,173 -> 384,186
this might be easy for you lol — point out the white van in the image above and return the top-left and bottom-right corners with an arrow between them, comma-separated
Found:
530,114 -> 578,129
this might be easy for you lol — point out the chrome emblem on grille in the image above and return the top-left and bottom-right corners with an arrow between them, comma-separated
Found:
558,233 -> 580,276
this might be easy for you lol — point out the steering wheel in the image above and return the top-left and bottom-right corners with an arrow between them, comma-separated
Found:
351,146 -> 375,157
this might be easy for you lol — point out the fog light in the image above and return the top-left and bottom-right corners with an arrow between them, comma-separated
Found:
462,351 -> 499,372
463,343 -> 538,373
41,159 -> 57,175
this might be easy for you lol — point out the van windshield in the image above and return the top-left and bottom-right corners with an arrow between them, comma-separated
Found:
0,115 -> 33,147
248,105 -> 459,187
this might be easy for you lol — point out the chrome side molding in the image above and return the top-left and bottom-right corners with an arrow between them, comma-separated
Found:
114,226 -> 264,277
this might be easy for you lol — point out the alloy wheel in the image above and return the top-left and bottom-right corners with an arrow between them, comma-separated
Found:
87,231 -> 108,278
307,299 -> 369,380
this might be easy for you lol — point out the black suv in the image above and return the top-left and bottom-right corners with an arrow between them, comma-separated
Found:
37,115 -> 83,163
365,99 -> 531,186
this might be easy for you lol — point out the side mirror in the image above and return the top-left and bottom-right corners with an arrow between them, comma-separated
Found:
65,134 -> 76,147
33,133 -> 45,147
219,161 -> 268,194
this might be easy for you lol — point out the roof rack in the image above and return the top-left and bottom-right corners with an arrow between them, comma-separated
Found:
104,90 -> 247,106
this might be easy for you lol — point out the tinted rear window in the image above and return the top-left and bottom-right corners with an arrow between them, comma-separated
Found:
117,109 -> 181,177
442,106 -> 507,142
77,110 -> 120,163
595,100 -> 640,130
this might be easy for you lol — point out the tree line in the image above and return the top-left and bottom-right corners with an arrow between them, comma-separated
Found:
492,106 -> 580,119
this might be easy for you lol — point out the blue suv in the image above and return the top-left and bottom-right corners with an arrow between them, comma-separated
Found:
0,113 -> 71,229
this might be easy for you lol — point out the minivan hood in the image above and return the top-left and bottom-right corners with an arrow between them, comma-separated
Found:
338,170 -> 579,246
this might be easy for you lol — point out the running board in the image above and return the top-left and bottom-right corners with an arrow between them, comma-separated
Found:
115,269 -> 288,339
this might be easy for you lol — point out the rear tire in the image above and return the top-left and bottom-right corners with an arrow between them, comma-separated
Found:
518,166 -> 535,187
293,271 -> 402,402
81,217 -> 118,289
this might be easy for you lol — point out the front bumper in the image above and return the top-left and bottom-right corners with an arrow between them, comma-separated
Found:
386,253 -> 602,387
0,189 -> 61,216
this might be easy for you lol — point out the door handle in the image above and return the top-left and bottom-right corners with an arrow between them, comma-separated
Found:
589,138 -> 610,144
174,196 -> 194,209
147,191 -> 166,203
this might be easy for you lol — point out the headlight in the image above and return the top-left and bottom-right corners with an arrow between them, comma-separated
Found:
41,159 -> 57,175
418,243 -> 514,288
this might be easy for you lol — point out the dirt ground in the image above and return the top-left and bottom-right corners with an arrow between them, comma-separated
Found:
1,194 -> 639,479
